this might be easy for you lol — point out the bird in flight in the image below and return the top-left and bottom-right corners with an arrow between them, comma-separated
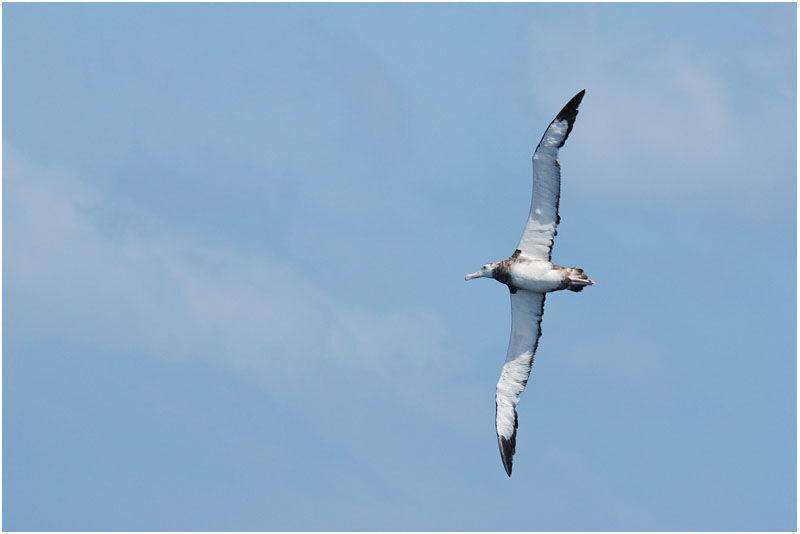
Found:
465,90 -> 593,476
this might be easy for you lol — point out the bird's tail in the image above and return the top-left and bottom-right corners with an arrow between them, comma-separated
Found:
565,267 -> 594,292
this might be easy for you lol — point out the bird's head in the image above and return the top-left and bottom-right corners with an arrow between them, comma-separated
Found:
465,263 -> 495,281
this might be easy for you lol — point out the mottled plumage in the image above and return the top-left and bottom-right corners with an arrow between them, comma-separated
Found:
465,90 -> 594,476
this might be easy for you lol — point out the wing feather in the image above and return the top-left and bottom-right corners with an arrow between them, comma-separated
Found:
517,90 -> 585,260
495,289 -> 546,476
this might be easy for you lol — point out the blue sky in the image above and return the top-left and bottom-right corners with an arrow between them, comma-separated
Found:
3,3 -> 796,531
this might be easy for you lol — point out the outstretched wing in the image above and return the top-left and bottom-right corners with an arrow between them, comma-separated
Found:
516,90 -> 585,261
495,289 -> 546,476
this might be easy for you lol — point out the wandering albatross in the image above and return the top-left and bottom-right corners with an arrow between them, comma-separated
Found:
465,90 -> 593,476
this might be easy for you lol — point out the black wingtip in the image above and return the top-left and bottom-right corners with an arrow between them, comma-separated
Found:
554,89 -> 585,123
498,435 -> 514,476
497,402 -> 520,477
550,89 -> 585,147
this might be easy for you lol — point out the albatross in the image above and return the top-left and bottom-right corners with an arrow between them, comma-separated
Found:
465,90 -> 593,477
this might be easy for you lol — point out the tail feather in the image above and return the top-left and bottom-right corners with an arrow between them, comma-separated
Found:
565,267 -> 593,292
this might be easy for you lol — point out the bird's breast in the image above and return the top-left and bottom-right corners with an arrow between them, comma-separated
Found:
509,261 -> 565,293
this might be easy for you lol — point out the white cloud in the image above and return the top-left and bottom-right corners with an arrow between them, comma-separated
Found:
523,22 -> 791,203
3,145 -> 470,419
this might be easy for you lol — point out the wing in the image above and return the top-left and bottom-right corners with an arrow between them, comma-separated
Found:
495,289 -> 546,477
517,90 -> 585,261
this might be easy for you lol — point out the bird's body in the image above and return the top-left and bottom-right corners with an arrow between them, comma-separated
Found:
485,252 -> 592,294
465,90 -> 593,476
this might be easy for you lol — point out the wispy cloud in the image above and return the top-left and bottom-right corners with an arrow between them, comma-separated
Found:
4,146 -> 471,420
523,18 -> 793,204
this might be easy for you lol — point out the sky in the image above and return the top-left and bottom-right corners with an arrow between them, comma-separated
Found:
2,3 -> 796,531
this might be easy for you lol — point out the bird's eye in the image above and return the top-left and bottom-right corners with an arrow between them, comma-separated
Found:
483,265 -> 488,269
